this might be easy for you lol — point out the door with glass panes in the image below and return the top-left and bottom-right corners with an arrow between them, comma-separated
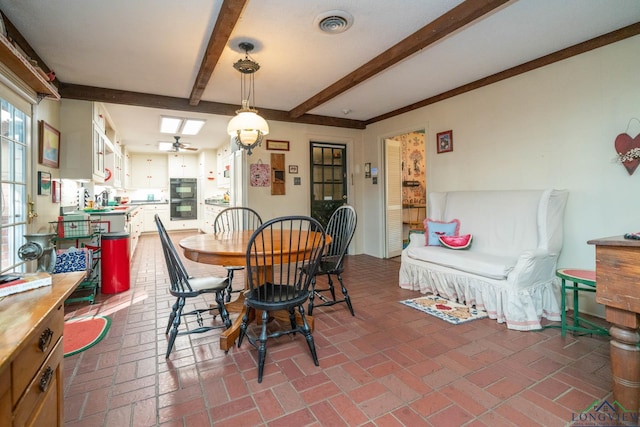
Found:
310,142 -> 347,227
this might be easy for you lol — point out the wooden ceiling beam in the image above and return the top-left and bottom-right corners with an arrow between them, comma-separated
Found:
366,21 -> 640,125
58,83 -> 366,129
189,0 -> 247,106
287,0 -> 510,119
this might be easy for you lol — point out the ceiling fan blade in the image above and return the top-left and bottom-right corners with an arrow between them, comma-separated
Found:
182,146 -> 198,151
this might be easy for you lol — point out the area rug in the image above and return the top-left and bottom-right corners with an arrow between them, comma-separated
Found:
399,295 -> 488,325
63,315 -> 111,357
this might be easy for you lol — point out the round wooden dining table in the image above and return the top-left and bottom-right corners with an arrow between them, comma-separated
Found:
179,229 -> 327,351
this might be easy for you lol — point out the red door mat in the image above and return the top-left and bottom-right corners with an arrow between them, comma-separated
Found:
63,316 -> 111,357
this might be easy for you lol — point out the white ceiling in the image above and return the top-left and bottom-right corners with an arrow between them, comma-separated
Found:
0,0 -> 639,152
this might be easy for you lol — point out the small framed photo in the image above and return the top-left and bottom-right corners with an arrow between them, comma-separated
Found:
436,130 -> 453,154
39,120 -> 61,168
37,171 -> 52,196
288,165 -> 298,174
266,139 -> 289,151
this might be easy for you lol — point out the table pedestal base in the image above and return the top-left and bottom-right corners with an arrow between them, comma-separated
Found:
610,324 -> 640,415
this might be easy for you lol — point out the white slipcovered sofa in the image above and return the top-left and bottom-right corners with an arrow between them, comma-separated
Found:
399,189 -> 569,331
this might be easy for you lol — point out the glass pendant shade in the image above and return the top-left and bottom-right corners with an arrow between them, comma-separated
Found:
228,42 -> 270,155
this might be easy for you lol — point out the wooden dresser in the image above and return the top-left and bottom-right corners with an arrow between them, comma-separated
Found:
588,236 -> 640,413
0,272 -> 83,427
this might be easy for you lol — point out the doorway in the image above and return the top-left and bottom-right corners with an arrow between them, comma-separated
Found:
309,142 -> 347,227
384,130 -> 426,258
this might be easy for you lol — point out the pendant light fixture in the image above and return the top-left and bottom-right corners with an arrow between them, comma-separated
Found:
227,42 -> 269,155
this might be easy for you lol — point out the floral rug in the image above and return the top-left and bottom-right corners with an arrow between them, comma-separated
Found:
399,294 -> 488,325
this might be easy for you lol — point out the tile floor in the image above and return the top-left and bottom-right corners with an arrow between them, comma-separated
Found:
63,231 -> 613,426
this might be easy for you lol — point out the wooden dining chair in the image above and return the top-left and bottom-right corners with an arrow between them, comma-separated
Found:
155,214 -> 231,358
308,205 -> 357,316
213,207 -> 262,301
238,216 -> 326,383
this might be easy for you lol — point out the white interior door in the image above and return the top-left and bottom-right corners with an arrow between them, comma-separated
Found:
385,138 -> 403,258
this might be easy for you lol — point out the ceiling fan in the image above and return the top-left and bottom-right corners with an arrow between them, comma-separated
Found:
159,136 -> 198,152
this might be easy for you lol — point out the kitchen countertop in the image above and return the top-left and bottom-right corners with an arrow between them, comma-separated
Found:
204,199 -> 230,207
128,200 -> 169,205
64,205 -> 141,216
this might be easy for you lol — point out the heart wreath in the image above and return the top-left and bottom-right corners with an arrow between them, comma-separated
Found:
615,119 -> 640,176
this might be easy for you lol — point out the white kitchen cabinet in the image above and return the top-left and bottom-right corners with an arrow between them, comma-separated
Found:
130,153 -> 169,189
142,204 -> 170,232
60,99 -> 111,182
123,146 -> 132,188
168,153 -> 198,178
128,207 -> 143,257
104,141 -> 122,188
216,145 -> 232,188
201,204 -> 225,234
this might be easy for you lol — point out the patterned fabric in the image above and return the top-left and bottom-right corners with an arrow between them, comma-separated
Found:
53,248 -> 91,273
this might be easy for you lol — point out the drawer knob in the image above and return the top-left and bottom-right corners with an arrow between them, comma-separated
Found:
39,367 -> 54,392
39,328 -> 54,352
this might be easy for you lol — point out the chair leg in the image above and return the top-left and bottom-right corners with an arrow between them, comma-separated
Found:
166,297 -> 185,358
257,310 -> 269,383
337,274 -> 355,316
238,308 -> 250,347
166,298 -> 180,335
298,305 -> 319,366
327,274 -> 337,301
215,290 -> 232,329
225,268 -> 234,303
307,276 -> 317,316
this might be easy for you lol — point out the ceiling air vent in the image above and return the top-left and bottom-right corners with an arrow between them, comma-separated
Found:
315,10 -> 353,34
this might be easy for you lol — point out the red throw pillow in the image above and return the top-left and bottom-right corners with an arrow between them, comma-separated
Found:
439,234 -> 473,250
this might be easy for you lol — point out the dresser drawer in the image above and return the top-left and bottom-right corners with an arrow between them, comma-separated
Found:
11,303 -> 63,406
13,337 -> 63,427
0,364 -> 10,424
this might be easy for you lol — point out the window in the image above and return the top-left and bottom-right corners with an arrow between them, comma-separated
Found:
1,98 -> 29,273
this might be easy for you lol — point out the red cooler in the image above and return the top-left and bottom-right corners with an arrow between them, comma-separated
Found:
101,232 -> 130,294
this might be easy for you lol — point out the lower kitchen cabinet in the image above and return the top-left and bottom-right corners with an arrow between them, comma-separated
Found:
202,204 -> 225,234
128,207 -> 143,257
142,204 -> 170,232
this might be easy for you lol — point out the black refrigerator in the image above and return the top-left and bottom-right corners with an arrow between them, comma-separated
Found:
169,178 -> 197,220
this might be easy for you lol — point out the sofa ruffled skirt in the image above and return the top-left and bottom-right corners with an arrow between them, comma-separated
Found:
399,251 -> 561,331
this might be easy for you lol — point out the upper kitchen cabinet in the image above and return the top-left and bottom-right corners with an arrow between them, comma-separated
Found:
168,153 -> 197,178
216,145 -> 232,188
129,153 -> 168,189
104,128 -> 123,188
60,99 -> 113,182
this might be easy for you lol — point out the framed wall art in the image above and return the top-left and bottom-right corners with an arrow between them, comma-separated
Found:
266,139 -> 289,151
37,171 -> 51,196
38,120 -> 61,168
288,165 -> 298,174
436,130 -> 453,154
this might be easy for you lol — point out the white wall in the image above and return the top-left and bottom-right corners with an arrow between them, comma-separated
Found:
362,35 -> 640,316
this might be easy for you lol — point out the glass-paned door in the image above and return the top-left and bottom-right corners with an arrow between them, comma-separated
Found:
310,142 -> 347,227
1,99 -> 29,273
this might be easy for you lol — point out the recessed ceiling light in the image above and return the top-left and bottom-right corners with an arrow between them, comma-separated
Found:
315,10 -> 353,34
160,116 -> 182,134
181,119 -> 206,135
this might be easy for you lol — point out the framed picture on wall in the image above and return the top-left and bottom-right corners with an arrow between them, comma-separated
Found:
436,130 -> 453,154
38,120 -> 61,168
37,171 -> 51,196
